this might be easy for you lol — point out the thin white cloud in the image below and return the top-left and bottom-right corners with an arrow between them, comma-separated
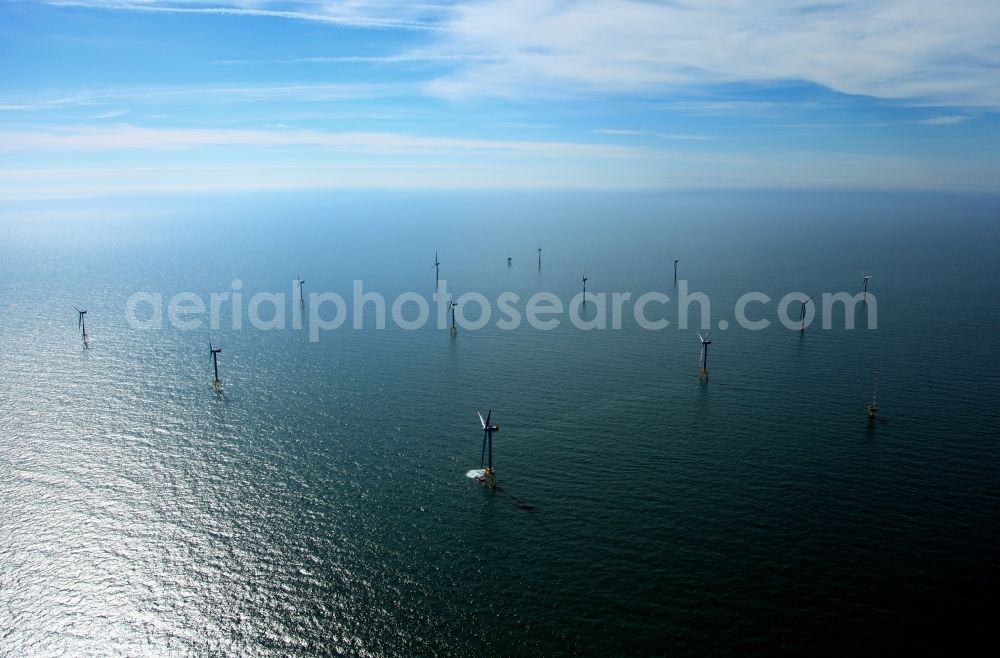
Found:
594,129 -> 712,141
0,124 -> 652,159
913,115 -> 969,125
45,0 -> 452,30
214,53 -> 497,66
0,83 -> 410,113
0,95 -> 91,112
91,109 -> 130,119
656,134 -> 713,141
424,0 -> 1000,108
661,101 -> 784,115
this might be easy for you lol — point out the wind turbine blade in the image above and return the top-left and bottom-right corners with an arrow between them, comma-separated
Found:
698,332 -> 704,342
478,411 -> 486,429
485,409 -> 492,427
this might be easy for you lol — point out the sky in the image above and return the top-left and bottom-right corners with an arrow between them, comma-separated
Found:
1,0 -> 999,199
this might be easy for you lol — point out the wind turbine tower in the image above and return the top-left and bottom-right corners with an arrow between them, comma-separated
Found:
699,331 -> 712,378
477,410 -> 500,489
209,339 -> 223,385
74,306 -> 89,346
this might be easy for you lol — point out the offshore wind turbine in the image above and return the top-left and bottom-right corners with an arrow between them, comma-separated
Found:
862,274 -> 872,302
581,271 -> 589,305
698,331 -> 712,378
209,338 -> 222,385
476,409 -> 501,489
538,244 -> 542,270
867,374 -> 879,419
432,251 -> 441,287
73,306 -> 89,345
672,256 -> 679,283
296,272 -> 306,305
799,297 -> 810,332
449,299 -> 458,336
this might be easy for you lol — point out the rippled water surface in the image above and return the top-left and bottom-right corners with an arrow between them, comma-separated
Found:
2,190 -> 999,655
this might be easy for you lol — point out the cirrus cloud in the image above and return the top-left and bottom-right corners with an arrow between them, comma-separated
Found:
424,0 -> 1000,108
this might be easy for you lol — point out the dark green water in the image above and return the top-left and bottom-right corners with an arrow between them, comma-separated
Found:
1,190 -> 999,655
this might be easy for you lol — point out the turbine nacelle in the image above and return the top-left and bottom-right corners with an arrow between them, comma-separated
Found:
862,274 -> 872,300
478,410 -> 499,432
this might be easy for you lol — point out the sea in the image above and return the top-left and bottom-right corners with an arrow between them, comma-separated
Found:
1,189 -> 999,656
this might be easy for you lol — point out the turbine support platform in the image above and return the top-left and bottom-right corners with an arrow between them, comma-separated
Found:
477,467 -> 497,489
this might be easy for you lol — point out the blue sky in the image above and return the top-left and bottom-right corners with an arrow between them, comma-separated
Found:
1,0 -> 998,198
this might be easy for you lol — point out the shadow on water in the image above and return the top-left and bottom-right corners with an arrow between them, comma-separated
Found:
865,415 -> 889,436
481,482 -> 553,534
497,486 -> 553,533
696,376 -> 711,402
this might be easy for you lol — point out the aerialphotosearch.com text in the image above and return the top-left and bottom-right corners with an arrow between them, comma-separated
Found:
124,279 -> 877,342
125,279 -> 878,342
